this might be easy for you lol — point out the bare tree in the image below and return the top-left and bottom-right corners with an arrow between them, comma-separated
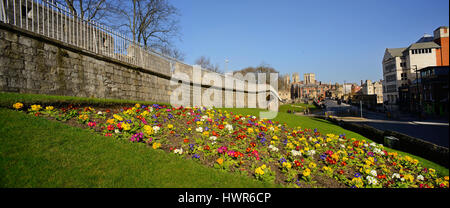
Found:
113,0 -> 180,48
159,45 -> 185,61
195,56 -> 221,73
58,0 -> 110,21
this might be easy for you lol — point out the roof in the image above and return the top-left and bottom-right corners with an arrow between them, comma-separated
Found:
408,41 -> 441,50
386,48 -> 406,57
416,34 -> 434,43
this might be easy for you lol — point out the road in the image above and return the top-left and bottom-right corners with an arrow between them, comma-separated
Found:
321,99 -> 449,148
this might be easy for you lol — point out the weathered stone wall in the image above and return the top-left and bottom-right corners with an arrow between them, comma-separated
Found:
0,23 -> 274,108
0,24 -> 171,103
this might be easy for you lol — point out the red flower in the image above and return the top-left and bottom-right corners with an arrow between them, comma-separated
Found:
218,124 -> 224,129
204,145 -> 210,151
183,138 -> 189,143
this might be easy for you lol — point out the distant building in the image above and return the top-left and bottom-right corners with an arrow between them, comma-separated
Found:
291,73 -> 329,100
292,72 -> 300,83
361,80 -> 383,104
382,26 -> 449,110
303,73 -> 316,85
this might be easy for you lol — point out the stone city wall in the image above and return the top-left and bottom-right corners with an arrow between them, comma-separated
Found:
0,23 -> 276,108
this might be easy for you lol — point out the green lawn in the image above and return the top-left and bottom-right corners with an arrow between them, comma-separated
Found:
220,107 -> 449,177
278,103 -> 319,114
0,108 -> 277,188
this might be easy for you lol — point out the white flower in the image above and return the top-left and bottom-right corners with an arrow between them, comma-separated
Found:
269,145 -> 279,152
340,144 -> 346,149
153,126 -> 160,133
374,148 -> 382,154
97,111 -> 103,115
251,116 -> 256,119
291,150 -> 302,157
370,170 -> 377,177
364,144 -> 369,147
307,150 -> 316,156
241,117 -> 246,121
417,175 -> 424,181
149,107 -> 153,112
114,129 -> 120,133
366,176 -> 378,185
196,127 -> 203,132
392,173 -> 401,179
225,124 -> 233,132
209,136 -> 217,141
269,127 -> 275,131
174,148 -> 183,154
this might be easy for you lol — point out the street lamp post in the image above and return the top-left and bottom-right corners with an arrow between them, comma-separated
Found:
413,65 -> 421,120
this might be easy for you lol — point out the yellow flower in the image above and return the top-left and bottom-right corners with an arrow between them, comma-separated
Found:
202,131 -> 209,136
308,162 -> 317,169
404,174 -> 414,182
78,114 -> 89,120
152,142 -> 161,149
261,164 -> 267,169
13,102 -> 23,110
167,124 -> 174,129
140,111 -> 149,117
302,168 -> 311,177
351,177 -> 364,188
255,167 -> 265,175
429,169 -> 436,175
248,128 -> 254,133
113,114 -> 123,121
322,166 -> 332,173
122,123 -> 131,131
143,125 -> 154,135
135,103 -> 141,108
106,119 -> 115,124
31,105 -> 42,111
283,162 -> 292,169
45,106 -> 54,111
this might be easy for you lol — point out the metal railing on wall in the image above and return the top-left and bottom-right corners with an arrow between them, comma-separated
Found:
0,0 -> 182,71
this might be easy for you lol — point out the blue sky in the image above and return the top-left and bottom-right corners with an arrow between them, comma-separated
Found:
171,0 -> 449,84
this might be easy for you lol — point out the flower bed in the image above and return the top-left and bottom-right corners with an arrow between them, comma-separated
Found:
11,102 -> 449,188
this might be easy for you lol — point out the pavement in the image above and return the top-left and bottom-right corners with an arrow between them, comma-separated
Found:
317,99 -> 449,148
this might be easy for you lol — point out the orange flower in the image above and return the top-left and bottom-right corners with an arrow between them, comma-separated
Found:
216,158 -> 224,165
